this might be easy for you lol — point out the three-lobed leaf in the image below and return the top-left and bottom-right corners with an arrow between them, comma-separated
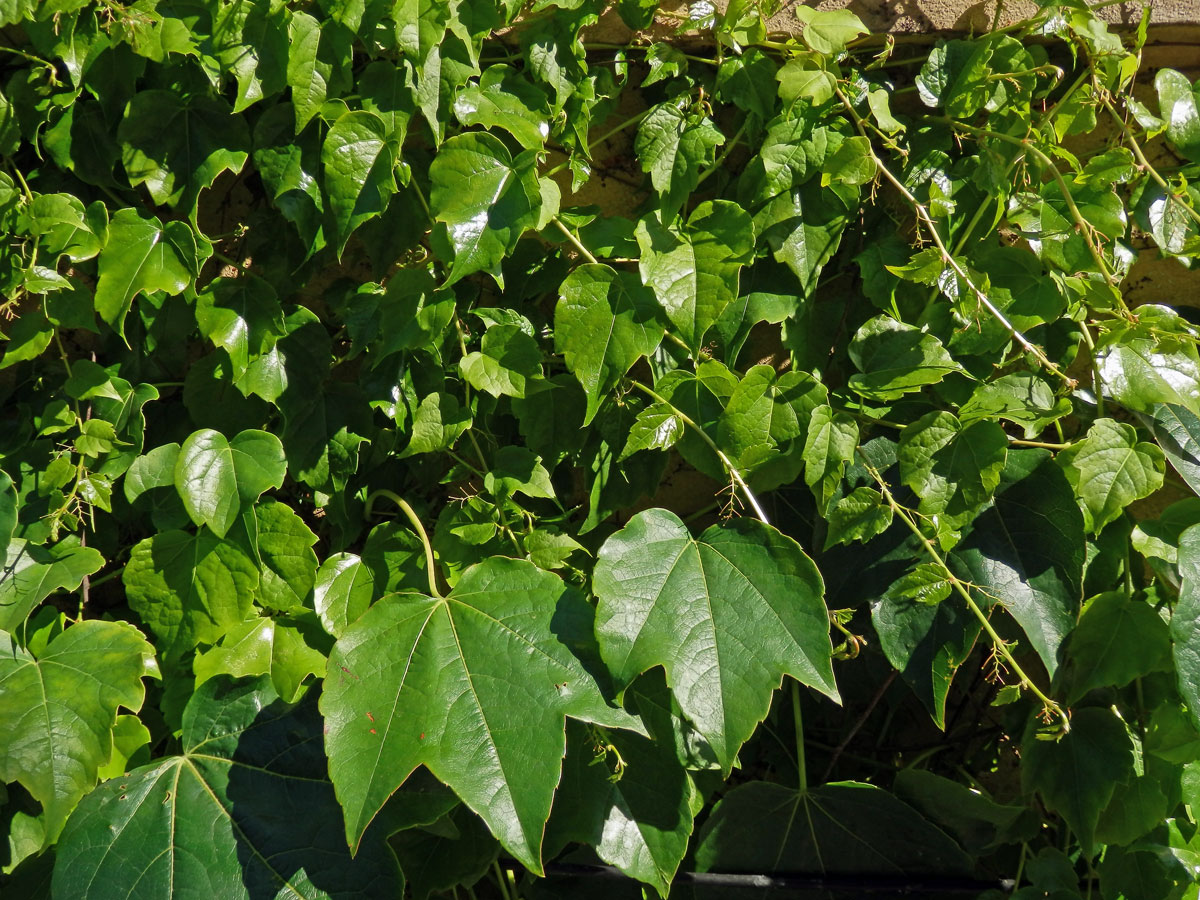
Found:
321,557 -> 639,872
593,509 -> 838,772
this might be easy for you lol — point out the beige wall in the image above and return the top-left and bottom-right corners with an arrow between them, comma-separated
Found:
799,0 -> 1198,32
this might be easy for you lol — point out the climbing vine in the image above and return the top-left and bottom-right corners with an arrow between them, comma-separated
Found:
2,0 -> 1200,897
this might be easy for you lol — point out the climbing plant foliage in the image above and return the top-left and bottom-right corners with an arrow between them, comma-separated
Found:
2,0 -> 1200,896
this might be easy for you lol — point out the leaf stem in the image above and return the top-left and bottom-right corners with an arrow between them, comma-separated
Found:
552,217 -> 599,264
492,861 -> 515,900
589,109 -> 650,151
363,489 -> 443,598
792,680 -> 807,794
860,456 -> 1068,733
833,88 -> 1076,390
629,380 -> 769,523
695,117 -> 749,188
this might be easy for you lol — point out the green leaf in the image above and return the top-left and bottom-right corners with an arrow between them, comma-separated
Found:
52,676 -> 403,898
322,111 -> 397,256
174,429 -> 286,538
695,781 -> 973,877
429,132 -> 542,285
633,103 -> 724,221
1022,707 -> 1135,857
453,68 -> 548,151
548,719 -> 699,895
286,11 -> 330,132
898,412 -> 1008,522
400,392 -> 473,457
0,469 -> 14,557
313,552 -> 374,638
776,58 -> 835,105
635,201 -> 755,353
245,499 -> 319,613
1172,525 -> 1200,731
484,446 -> 555,502
1062,592 -> 1170,703
893,769 -> 1037,854
554,264 -> 665,425
0,539 -> 104,633
1156,68 -> 1200,163
460,324 -> 542,398
123,530 -> 259,658
802,405 -> 859,514
872,574 -> 981,728
826,486 -> 893,548
29,193 -> 105,262
950,458 -> 1084,677
0,621 -> 153,837
321,557 -> 638,872
0,311 -> 53,368
620,402 -> 684,461
1058,418 -> 1165,534
1145,402 -> 1200,497
194,275 -> 284,379
194,615 -> 327,703
593,509 -> 838,772
848,316 -> 963,400
118,90 -> 249,213
93,210 -> 198,337
794,7 -> 868,56
358,61 -> 414,145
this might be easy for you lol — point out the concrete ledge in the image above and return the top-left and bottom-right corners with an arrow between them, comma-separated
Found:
798,1 -> 1198,33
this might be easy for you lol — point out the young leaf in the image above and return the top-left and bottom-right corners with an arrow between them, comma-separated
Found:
593,509 -> 839,773
802,405 -> 859,514
848,316 -> 963,400
194,615 -> 327,703
52,676 -> 403,898
554,264 -> 665,425
321,558 -> 640,872
175,429 -> 287,538
286,11 -> 330,132
0,621 -> 153,838
794,7 -> 868,56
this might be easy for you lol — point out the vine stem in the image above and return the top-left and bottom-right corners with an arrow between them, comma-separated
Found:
552,217 -> 599,264
860,456 -> 1069,733
629,380 -> 769,523
363,489 -> 443,598
695,117 -> 749,188
1100,97 -> 1200,229
833,88 -> 1076,390
947,119 -> 1130,315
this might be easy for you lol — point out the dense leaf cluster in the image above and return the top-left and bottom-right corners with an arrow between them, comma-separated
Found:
3,0 -> 1200,897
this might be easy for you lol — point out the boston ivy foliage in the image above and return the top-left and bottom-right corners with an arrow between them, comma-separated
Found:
3,0 -> 1200,897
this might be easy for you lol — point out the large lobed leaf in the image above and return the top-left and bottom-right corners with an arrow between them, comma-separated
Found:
593,509 -> 839,772
320,557 -> 640,872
